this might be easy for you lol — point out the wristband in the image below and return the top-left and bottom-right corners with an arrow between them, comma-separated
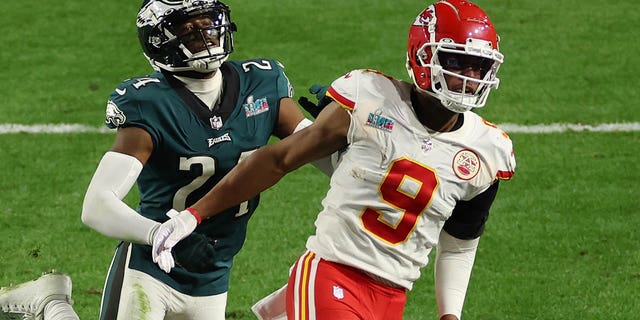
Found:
185,207 -> 203,224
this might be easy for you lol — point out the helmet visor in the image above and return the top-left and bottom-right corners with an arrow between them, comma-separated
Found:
437,52 -> 495,78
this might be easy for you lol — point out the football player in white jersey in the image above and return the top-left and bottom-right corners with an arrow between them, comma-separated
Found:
152,1 -> 516,319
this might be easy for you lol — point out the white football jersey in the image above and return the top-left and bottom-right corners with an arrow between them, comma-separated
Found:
305,69 -> 516,290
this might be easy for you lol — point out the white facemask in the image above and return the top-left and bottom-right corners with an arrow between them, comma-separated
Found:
187,47 -> 228,73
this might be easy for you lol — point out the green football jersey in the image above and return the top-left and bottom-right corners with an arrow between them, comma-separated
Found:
103,59 -> 293,296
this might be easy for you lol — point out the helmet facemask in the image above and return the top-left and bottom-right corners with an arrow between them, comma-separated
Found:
172,10 -> 233,73
418,38 -> 503,113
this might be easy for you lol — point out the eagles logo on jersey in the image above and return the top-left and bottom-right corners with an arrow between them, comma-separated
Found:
105,100 -> 126,127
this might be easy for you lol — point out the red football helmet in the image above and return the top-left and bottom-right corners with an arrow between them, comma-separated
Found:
406,0 -> 503,112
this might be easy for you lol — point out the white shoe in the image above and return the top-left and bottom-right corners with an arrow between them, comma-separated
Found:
0,272 -> 72,320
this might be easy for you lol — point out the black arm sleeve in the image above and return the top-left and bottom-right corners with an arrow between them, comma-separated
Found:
443,180 -> 500,240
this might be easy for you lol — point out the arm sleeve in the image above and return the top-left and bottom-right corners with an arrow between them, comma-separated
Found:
81,151 -> 160,245
443,180 -> 499,239
435,230 -> 480,319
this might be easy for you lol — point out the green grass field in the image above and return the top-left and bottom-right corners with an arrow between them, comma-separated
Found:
1,0 -> 639,319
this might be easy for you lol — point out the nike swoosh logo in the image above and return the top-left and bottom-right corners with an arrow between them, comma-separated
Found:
115,88 -> 127,95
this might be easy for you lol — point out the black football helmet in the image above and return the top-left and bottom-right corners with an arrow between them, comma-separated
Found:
137,0 -> 236,73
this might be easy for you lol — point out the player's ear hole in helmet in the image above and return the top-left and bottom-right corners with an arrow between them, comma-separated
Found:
137,0 -> 237,73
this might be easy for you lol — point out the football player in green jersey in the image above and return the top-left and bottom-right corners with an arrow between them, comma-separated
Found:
0,0 -> 329,320
82,0 -> 325,319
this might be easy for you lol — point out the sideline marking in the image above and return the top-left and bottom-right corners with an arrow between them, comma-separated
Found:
0,122 -> 639,134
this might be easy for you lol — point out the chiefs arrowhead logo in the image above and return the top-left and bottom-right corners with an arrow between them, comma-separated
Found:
452,149 -> 480,180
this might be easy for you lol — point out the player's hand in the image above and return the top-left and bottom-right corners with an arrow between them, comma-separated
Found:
297,84 -> 331,118
440,315 -> 459,320
155,249 -> 174,273
152,209 -> 199,273
172,232 -> 218,273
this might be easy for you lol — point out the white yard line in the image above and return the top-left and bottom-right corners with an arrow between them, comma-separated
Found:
0,122 -> 639,134
499,122 -> 640,133
0,124 -> 114,134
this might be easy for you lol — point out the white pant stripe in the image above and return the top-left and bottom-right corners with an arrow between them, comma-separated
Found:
292,251 -> 320,320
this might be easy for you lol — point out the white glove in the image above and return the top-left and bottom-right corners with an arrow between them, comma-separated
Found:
155,249 -> 175,273
152,209 -> 199,273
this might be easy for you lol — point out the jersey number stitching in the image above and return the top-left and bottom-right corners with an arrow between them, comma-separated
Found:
241,60 -> 272,72
173,151 -> 255,217
361,158 -> 439,245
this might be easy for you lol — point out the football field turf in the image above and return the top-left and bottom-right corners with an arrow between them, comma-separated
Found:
1,0 -> 638,319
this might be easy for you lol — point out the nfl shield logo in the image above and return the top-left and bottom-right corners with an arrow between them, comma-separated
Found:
421,138 -> 433,152
332,285 -> 344,300
210,116 -> 223,130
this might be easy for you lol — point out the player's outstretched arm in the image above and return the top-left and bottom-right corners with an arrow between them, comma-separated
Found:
193,100 -> 349,219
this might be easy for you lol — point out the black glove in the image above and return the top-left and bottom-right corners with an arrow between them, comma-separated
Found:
298,84 -> 332,118
172,232 -> 217,273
